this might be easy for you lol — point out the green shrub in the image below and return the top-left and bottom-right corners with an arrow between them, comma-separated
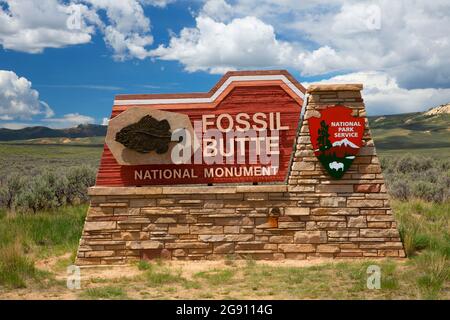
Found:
412,181 -> 447,203
65,166 -> 96,204
388,180 -> 411,201
382,154 -> 450,203
15,171 -> 63,213
0,166 -> 96,213
0,173 -> 26,210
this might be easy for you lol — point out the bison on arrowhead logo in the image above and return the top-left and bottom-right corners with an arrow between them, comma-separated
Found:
308,106 -> 365,179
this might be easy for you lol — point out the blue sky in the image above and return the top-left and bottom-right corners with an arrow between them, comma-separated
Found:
0,1 -> 215,127
1,0 -> 450,129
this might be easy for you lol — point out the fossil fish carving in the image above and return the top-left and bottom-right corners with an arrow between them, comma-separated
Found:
115,115 -> 172,154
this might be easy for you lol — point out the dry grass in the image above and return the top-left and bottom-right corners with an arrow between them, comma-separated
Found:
0,256 -> 447,300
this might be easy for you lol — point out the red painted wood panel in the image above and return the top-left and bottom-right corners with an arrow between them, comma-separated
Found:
96,84 -> 303,186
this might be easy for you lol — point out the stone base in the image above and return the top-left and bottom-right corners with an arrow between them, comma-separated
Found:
76,185 -> 405,265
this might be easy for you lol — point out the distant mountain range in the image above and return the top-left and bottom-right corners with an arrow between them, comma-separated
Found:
0,124 -> 107,141
0,104 -> 448,151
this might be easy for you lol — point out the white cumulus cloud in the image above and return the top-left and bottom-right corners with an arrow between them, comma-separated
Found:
200,0 -> 234,21
0,122 -> 40,129
147,0 -> 450,113
151,15 -> 301,74
189,0 -> 450,89
305,71 -> 450,115
0,70 -> 100,128
0,0 -> 98,53
42,112 -> 95,128
0,70 -> 54,120
0,0 -> 176,60
86,0 -> 154,60
149,14 -> 358,75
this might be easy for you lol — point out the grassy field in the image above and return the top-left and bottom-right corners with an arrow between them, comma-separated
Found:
0,137 -> 105,146
0,200 -> 448,300
0,143 -> 102,177
0,135 -> 449,299
0,140 -> 448,180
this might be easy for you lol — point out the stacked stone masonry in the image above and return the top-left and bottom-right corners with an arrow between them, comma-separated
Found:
76,84 -> 405,265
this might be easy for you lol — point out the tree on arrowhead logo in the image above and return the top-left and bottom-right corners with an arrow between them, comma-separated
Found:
308,106 -> 365,179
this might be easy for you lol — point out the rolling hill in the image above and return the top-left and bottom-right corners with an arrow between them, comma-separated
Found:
368,106 -> 450,150
0,124 -> 107,141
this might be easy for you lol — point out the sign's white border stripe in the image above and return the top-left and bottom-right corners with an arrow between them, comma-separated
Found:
113,75 -> 305,106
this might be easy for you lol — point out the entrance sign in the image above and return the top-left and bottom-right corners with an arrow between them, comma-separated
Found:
308,106 -> 365,178
76,71 -> 405,265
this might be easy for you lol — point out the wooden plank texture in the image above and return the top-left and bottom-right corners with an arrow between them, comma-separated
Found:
96,72 -> 304,186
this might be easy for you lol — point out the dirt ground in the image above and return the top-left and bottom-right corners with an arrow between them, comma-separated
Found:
1,255 -> 415,300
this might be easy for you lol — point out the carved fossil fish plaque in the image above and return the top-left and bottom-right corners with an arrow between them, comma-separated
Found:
115,115 -> 172,154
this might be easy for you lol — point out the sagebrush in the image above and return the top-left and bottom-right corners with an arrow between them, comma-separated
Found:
381,154 -> 450,203
0,166 -> 96,213
0,154 -> 449,212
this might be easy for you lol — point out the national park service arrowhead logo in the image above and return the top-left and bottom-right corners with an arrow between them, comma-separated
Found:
308,106 -> 365,179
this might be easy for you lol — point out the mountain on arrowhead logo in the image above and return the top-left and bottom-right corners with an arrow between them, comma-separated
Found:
308,106 -> 365,179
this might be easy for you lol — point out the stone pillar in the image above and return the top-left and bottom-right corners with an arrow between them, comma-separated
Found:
287,84 -> 405,258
